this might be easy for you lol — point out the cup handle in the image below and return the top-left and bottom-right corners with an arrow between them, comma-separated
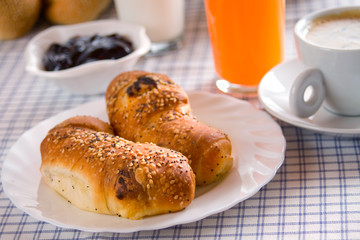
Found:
289,63 -> 325,118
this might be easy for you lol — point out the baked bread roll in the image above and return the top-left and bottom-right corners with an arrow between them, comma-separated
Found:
106,71 -> 233,186
40,116 -> 195,220
44,0 -> 111,24
0,0 -> 41,40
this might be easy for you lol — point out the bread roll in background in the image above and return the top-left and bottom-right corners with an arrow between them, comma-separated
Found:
0,0 -> 41,40
40,116 -> 196,220
44,0 -> 112,24
106,71 -> 233,186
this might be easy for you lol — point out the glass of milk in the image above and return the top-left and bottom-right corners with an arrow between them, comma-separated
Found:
114,0 -> 184,56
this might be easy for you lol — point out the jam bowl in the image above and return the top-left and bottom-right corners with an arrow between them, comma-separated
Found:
25,20 -> 151,95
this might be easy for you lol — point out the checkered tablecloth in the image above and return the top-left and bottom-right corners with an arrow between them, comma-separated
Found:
1,0 -> 360,239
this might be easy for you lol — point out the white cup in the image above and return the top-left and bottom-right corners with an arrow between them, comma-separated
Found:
114,0 -> 184,56
282,6 -> 360,118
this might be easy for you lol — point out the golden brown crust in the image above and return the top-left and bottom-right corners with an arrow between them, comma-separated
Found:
0,0 -> 41,40
52,115 -> 114,134
40,116 -> 195,219
44,0 -> 112,24
106,71 -> 233,186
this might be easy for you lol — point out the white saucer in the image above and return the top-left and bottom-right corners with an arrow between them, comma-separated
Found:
258,59 -> 360,137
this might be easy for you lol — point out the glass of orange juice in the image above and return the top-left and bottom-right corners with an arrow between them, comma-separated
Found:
204,0 -> 285,94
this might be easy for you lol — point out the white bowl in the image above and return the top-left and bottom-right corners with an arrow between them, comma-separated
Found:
25,20 -> 151,95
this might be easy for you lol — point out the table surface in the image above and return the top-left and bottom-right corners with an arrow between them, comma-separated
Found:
1,0 -> 360,239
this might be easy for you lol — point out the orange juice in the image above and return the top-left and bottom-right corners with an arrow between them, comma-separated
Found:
204,0 -> 285,87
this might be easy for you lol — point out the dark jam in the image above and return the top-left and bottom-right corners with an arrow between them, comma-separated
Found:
43,33 -> 134,71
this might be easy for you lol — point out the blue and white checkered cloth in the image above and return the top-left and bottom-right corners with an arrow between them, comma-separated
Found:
1,0 -> 360,239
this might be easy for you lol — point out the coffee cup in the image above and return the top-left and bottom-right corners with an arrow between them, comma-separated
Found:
280,6 -> 360,118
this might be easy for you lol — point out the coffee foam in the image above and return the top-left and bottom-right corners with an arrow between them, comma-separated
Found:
304,10 -> 360,50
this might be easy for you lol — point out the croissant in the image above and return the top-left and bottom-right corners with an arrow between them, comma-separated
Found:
40,116 -> 195,220
106,71 -> 233,186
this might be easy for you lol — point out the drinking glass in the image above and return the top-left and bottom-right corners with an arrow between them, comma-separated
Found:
204,0 -> 285,94
115,0 -> 185,56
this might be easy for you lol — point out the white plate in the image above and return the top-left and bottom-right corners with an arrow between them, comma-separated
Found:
258,59 -> 360,137
2,92 -> 285,233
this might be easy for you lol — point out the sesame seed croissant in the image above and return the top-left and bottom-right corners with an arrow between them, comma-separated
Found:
40,116 -> 195,220
106,71 -> 233,186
